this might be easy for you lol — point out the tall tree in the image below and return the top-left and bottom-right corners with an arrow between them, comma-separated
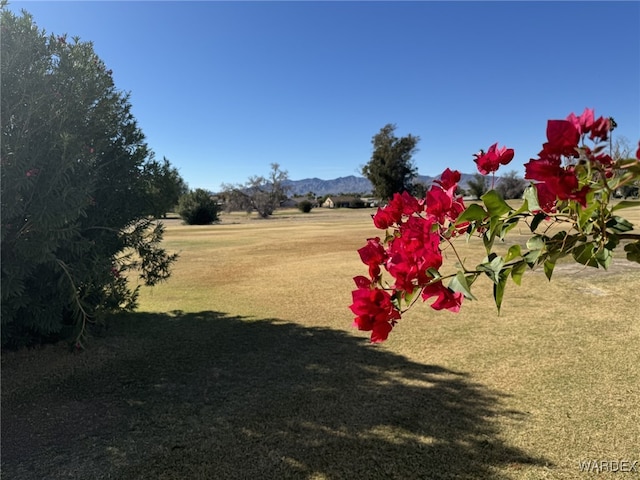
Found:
362,124 -> 419,200
466,173 -> 489,199
495,170 -> 527,200
610,135 -> 639,198
143,156 -> 188,218
1,8 -> 177,347
222,163 -> 290,218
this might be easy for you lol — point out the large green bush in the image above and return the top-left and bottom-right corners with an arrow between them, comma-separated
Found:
178,189 -> 220,225
1,8 -> 177,347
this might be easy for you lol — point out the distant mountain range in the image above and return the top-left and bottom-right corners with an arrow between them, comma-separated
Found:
284,174 -> 479,197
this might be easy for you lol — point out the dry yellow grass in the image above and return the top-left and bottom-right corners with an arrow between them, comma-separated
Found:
139,206 -> 640,478
3,204 -> 639,479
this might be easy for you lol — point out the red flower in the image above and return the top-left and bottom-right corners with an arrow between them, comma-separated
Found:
566,108 -> 611,142
353,276 -> 372,288
350,287 -> 401,343
524,157 -> 590,209
372,191 -> 421,229
357,237 -> 387,279
421,282 -> 463,312
386,215 -> 442,292
540,120 -> 579,157
531,182 -> 558,213
425,183 -> 465,226
636,141 -> 640,160
524,156 -> 561,182
372,207 -> 397,230
566,108 -> 594,135
473,143 -> 515,175
588,116 -> 610,142
434,168 -> 461,190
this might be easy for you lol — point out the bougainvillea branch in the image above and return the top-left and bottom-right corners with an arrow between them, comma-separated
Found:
351,109 -> 640,343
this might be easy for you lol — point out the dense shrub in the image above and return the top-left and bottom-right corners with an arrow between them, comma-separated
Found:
1,8 -> 177,348
178,189 -> 220,225
297,200 -> 313,213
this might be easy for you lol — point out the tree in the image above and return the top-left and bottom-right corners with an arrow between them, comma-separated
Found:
222,163 -> 290,218
143,156 -> 188,218
362,124 -> 419,200
495,170 -> 527,200
466,173 -> 489,199
1,8 -> 177,347
610,136 -> 639,198
178,189 -> 220,225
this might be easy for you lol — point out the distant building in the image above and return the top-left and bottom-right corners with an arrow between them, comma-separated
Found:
322,196 -> 365,208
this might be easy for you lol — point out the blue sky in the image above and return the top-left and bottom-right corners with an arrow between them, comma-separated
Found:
8,1 -> 640,191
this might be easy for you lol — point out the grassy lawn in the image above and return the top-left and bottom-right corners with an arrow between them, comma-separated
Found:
3,206 -> 640,479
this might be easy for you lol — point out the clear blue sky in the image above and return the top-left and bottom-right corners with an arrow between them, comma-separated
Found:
8,1 -> 640,192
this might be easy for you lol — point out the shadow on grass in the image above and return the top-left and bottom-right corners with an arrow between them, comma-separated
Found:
2,311 -> 548,479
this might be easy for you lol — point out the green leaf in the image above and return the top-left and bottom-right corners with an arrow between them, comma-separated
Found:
523,249 -> 542,267
595,247 -> 612,269
403,288 -> 418,307
448,271 -> 477,300
505,244 -> 522,262
624,241 -> 640,263
577,202 -> 599,230
522,185 -> 541,213
529,212 -> 547,232
572,243 -> 598,267
481,190 -> 512,217
511,261 -> 527,286
477,254 -> 505,284
606,215 -> 634,233
493,269 -> 510,314
457,203 -> 488,223
426,267 -> 441,279
612,200 -> 640,212
512,198 -> 530,216
526,235 -> 545,251
499,217 -> 519,240
543,259 -> 555,281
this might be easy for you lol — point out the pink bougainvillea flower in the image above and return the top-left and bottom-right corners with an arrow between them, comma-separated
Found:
531,181 -> 558,213
425,186 -> 453,224
434,168 -> 461,190
350,287 -> 401,343
421,282 -> 463,312
425,182 -> 466,227
565,108 -> 610,141
636,141 -> 640,160
540,120 -> 580,157
353,276 -> 373,289
372,191 -> 421,229
26,168 -> 40,177
473,143 -> 515,175
588,116 -> 610,142
524,156 -> 561,182
372,207 -> 397,230
384,215 -> 442,293
357,237 -> 387,279
524,157 -> 590,210
566,108 -> 595,136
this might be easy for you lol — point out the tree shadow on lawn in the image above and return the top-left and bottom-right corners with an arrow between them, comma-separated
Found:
2,311 -> 548,479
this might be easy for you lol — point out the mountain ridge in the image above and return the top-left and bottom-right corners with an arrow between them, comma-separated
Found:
284,174 -> 479,197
